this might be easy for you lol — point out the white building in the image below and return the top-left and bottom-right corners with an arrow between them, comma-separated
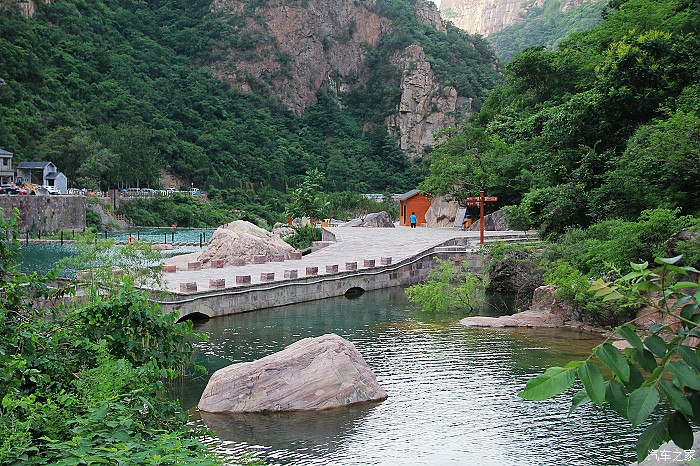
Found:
16,161 -> 68,194
0,149 -> 13,184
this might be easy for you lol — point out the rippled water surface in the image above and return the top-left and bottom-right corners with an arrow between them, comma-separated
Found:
178,288 -> 643,466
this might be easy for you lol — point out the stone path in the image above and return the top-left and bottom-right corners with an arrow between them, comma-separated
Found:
157,226 -> 535,294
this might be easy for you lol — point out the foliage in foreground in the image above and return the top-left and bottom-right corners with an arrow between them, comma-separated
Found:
539,209 -> 700,323
0,210 -> 229,465
520,256 -> 700,463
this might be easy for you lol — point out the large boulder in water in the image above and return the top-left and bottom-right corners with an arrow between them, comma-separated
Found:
198,334 -> 387,413
339,211 -> 395,228
198,220 -> 297,266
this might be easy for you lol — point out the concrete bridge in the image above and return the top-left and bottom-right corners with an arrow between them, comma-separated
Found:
151,226 -> 538,321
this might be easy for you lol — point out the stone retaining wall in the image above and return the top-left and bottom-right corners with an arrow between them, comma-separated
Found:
158,250 -> 485,320
0,195 -> 86,233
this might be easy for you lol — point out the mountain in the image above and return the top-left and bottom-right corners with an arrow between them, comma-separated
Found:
208,0 -> 500,158
0,0 -> 500,193
439,0 -> 604,61
440,0 -> 596,36
422,0 -> 700,226
487,0 -> 606,61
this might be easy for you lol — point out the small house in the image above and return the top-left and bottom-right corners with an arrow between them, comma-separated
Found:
16,161 -> 68,193
0,149 -> 13,184
395,189 -> 431,227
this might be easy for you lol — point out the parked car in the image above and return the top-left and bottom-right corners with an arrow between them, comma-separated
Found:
0,184 -> 19,195
45,186 -> 60,195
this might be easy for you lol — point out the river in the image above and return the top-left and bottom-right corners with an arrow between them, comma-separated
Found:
176,287 -> 645,466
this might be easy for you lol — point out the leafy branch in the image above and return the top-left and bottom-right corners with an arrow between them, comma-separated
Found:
520,256 -> 700,463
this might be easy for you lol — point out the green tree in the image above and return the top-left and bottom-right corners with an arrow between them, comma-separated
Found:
288,169 -> 328,219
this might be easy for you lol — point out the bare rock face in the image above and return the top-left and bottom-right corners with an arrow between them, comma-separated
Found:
198,334 -> 388,413
413,0 -> 447,33
385,45 -> 472,159
424,196 -> 459,227
468,209 -> 510,231
461,285 -> 576,328
13,0 -> 51,17
440,0 -> 596,36
211,0 -> 390,115
198,220 -> 297,266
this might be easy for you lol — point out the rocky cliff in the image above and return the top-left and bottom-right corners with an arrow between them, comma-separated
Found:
11,0 -> 50,17
211,0 -> 391,115
440,0 -> 595,36
385,45 -> 471,159
210,0 -> 483,158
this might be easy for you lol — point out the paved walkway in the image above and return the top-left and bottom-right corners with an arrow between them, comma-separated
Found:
158,226 -> 533,294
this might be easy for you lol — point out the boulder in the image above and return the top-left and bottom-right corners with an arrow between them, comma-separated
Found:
461,285 -> 575,329
198,334 -> 387,413
339,211 -> 395,228
198,220 -> 298,267
468,209 -> 511,231
424,196 -> 458,228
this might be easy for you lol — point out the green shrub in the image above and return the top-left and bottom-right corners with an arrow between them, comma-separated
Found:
405,260 -> 485,313
284,225 -> 321,250
86,208 -> 101,229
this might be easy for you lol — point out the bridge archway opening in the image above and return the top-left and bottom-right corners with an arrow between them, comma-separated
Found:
344,287 -> 365,299
177,312 -> 210,323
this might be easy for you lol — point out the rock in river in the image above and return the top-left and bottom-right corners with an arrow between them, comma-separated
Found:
198,334 -> 388,413
460,285 -> 573,328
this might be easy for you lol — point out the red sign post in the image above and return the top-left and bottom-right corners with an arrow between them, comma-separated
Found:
466,191 -> 498,244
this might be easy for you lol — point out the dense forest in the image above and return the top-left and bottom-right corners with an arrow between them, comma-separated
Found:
0,0 -> 498,196
424,0 -> 700,229
423,0 -> 700,322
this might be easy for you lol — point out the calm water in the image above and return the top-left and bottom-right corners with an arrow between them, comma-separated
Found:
18,242 -> 203,276
178,288 -> 644,466
106,228 -> 214,243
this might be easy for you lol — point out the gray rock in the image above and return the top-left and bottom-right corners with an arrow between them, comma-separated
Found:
340,211 -> 395,228
198,334 -> 388,413
424,195 -> 459,228
461,285 -> 574,328
468,209 -> 511,231
362,211 -> 395,227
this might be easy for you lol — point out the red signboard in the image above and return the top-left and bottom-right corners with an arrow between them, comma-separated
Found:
466,196 -> 480,202
484,196 -> 498,202
466,201 -> 479,206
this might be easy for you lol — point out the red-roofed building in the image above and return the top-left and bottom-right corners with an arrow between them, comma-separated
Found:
395,189 -> 431,227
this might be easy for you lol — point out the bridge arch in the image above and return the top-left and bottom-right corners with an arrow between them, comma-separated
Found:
344,287 -> 365,299
177,311 -> 210,323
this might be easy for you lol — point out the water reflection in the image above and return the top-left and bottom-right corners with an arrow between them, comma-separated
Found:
199,403 -> 378,459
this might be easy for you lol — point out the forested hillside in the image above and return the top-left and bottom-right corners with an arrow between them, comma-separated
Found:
423,0 -> 700,231
0,0 -> 499,194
